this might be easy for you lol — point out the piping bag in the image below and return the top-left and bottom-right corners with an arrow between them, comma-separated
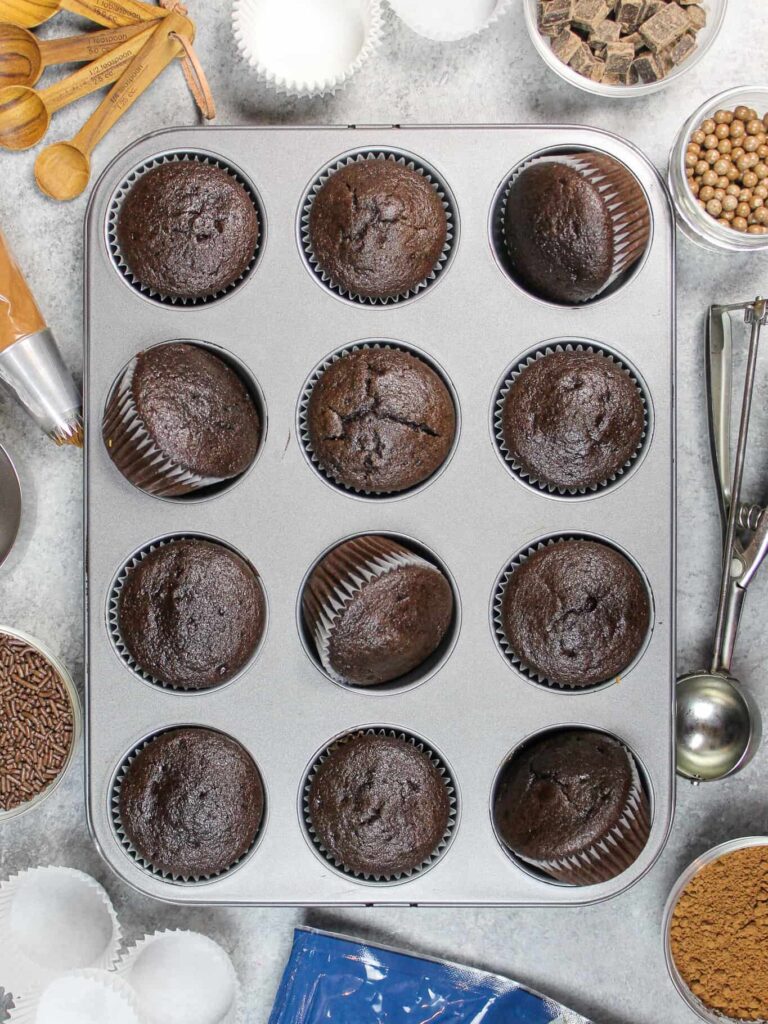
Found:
0,224 -> 82,447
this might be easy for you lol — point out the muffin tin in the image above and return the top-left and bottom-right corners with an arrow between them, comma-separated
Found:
84,125 -> 675,906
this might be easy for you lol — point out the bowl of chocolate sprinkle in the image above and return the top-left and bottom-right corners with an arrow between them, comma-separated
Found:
0,626 -> 80,821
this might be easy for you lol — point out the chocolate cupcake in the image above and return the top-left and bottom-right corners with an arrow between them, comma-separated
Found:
307,157 -> 448,300
115,160 -> 259,301
103,343 -> 262,498
503,153 -> 650,304
306,732 -> 452,878
498,348 -> 645,491
493,729 -> 651,885
302,535 -> 454,687
117,727 -> 264,879
116,538 -> 265,690
498,539 -> 649,687
305,347 -> 456,494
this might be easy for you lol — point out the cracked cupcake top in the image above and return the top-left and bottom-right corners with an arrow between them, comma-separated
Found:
500,539 -> 649,687
307,159 -> 448,299
306,348 -> 456,493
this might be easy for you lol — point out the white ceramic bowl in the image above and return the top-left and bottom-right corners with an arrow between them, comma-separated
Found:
0,626 -> 81,823
523,0 -> 726,98
668,85 -> 768,252
663,836 -> 768,1023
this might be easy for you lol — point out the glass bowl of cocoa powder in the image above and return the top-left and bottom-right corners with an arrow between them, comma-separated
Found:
664,837 -> 768,1024
0,626 -> 81,822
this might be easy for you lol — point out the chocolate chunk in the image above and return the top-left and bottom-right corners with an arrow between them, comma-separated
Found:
642,0 -> 667,18
587,57 -> 606,80
539,0 -> 574,27
589,17 -> 621,47
572,0 -> 611,32
639,2 -> 689,49
616,0 -> 645,32
684,4 -> 706,29
623,30 -> 645,51
604,40 -> 635,76
569,40 -> 601,73
631,51 -> 664,81
666,30 -> 697,64
552,27 -> 583,62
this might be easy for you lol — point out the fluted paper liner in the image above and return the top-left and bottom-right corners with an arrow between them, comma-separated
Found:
298,341 -> 457,498
232,0 -> 385,99
301,150 -> 455,305
493,343 -> 648,495
107,535 -> 264,691
303,534 -> 447,685
387,0 -> 513,42
0,868 -> 122,1000
303,727 -> 457,883
499,151 -> 651,303
500,745 -> 651,886
102,356 -> 224,498
110,730 -> 263,885
8,970 -> 145,1024
493,536 -> 651,690
107,152 -> 262,307
117,930 -> 243,1024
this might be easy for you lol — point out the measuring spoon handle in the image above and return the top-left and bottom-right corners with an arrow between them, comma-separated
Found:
38,21 -> 150,68
39,21 -> 155,113
59,0 -> 166,28
72,10 -> 191,157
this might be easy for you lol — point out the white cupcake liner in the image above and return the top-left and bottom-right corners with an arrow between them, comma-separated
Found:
298,341 -> 457,498
493,535 -> 651,690
303,727 -> 458,883
107,535 -> 264,692
110,729 -> 264,885
493,343 -> 648,495
301,150 -> 456,306
232,0 -> 385,98
106,152 -> 263,307
117,930 -> 243,1024
102,357 -> 224,498
497,151 -> 651,304
0,868 -> 122,1001
507,748 -> 651,886
387,0 -> 513,42
8,970 -> 145,1024
302,534 -> 445,686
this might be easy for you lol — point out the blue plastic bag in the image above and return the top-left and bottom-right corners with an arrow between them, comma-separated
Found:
269,927 -> 594,1024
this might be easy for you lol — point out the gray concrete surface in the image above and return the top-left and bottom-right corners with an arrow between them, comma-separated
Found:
1,3 -> 768,1021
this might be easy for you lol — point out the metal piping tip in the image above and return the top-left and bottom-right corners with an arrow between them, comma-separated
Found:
50,413 -> 84,448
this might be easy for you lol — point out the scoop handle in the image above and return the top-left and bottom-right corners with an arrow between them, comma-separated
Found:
38,21 -> 151,68
59,0 -> 166,27
72,10 -> 190,157
39,21 -> 155,113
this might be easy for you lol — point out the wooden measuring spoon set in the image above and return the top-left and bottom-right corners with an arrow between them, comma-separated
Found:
0,0 -> 214,200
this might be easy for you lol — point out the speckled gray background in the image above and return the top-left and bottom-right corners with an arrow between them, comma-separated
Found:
1,3 -> 768,1021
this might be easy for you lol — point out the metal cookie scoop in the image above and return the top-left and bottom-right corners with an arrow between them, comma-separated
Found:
677,297 -> 768,782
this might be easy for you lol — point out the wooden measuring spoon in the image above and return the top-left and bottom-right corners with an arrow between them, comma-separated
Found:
0,21 -> 151,87
0,21 -> 155,149
0,0 -> 165,30
35,10 -> 192,200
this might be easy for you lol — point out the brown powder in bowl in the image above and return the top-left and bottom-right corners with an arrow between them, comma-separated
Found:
670,845 -> 768,1021
0,632 -> 75,812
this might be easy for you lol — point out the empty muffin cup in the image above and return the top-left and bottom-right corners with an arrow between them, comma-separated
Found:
102,342 -> 264,500
298,341 -> 459,498
493,342 -> 649,495
301,150 -> 456,305
495,150 -> 651,305
493,535 -> 652,690
107,152 -> 263,307
302,727 -> 457,883
10,971 -> 144,1024
492,728 -> 652,886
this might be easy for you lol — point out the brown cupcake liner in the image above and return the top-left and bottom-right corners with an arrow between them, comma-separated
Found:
298,341 -> 457,498
303,534 -> 439,686
102,355 -> 225,498
499,150 -> 651,303
107,535 -> 264,692
302,727 -> 457,883
110,728 -> 264,885
512,750 -> 651,886
493,342 -> 648,496
106,151 -> 263,307
300,150 -> 456,306
493,535 -> 651,690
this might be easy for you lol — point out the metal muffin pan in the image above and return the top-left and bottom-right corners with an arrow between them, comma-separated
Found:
84,125 -> 676,906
